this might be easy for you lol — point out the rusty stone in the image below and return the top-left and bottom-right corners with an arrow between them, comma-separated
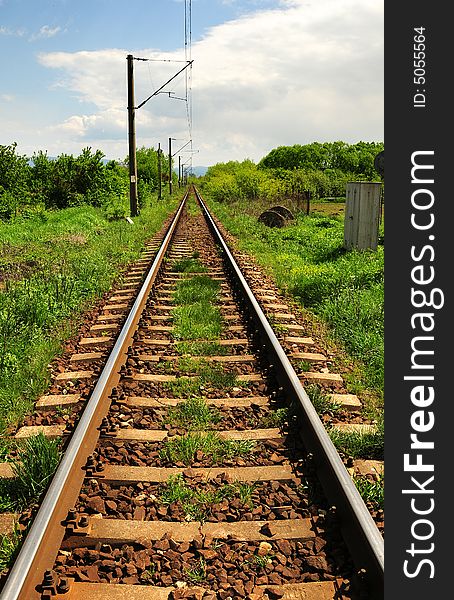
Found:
87,496 -> 106,514
275,539 -> 292,556
305,555 -> 329,571
133,506 -> 146,520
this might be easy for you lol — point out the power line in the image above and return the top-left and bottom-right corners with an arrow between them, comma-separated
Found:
184,0 -> 193,161
134,57 -> 188,63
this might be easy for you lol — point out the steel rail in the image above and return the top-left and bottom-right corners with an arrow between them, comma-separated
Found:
194,186 -> 384,599
0,192 -> 189,600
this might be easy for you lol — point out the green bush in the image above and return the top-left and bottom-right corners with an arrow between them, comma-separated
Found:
102,194 -> 129,220
0,143 -> 139,219
0,144 -> 32,218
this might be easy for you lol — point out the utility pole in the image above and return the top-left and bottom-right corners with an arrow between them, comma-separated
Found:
157,143 -> 162,200
178,156 -> 181,188
127,54 -> 139,217
168,137 -> 173,195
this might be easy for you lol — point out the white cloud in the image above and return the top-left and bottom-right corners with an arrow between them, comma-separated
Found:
29,25 -> 62,41
34,0 -> 383,164
0,93 -> 14,102
0,25 -> 26,37
51,108 -> 126,140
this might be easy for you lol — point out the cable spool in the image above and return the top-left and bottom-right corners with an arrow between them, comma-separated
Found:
258,210 -> 287,228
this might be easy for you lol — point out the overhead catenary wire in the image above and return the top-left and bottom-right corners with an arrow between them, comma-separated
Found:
130,0 -> 195,190
135,60 -> 194,110
183,0 -> 194,174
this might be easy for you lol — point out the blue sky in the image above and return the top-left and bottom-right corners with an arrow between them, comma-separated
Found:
1,0 -> 383,166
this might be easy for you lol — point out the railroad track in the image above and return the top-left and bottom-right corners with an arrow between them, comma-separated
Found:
0,187 -> 383,600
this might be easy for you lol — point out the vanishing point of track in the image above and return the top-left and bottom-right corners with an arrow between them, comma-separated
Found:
1,187 -> 384,600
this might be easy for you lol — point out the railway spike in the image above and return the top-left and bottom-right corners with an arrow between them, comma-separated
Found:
328,505 -> 339,524
84,454 -> 97,475
56,576 -> 71,594
41,569 -> 58,596
78,515 -> 89,528
66,508 -> 77,522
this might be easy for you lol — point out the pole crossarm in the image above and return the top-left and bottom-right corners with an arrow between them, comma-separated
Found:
136,60 -> 194,110
172,139 -> 192,157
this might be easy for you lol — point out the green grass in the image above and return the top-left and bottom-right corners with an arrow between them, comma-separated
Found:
235,482 -> 255,507
0,198 -> 178,435
163,378 -> 203,397
175,341 -> 227,356
186,194 -> 201,218
261,407 -> 289,428
297,359 -> 313,373
173,275 -> 220,305
354,474 -> 384,510
159,474 -> 256,523
171,276 -> 223,342
305,384 -> 341,415
166,397 -> 221,429
171,258 -> 207,273
185,557 -> 207,583
205,199 -> 383,402
328,421 -> 384,460
246,548 -> 275,568
141,564 -> 156,582
0,438 -> 13,462
163,361 -> 239,397
172,303 -> 223,340
0,433 -> 61,512
159,431 -> 255,465
269,322 -> 289,335
193,362 -> 238,388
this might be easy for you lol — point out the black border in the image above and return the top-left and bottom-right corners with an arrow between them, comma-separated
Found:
386,4 -> 451,597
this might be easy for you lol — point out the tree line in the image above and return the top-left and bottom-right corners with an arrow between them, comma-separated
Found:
0,143 -> 172,220
1,140 -> 384,219
201,141 -> 384,204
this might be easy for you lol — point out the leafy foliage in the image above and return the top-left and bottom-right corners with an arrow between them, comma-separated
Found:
201,141 -> 384,204
30,148 -> 109,209
258,141 -> 384,179
202,160 -> 278,203
0,143 -> 32,219
0,142 -> 170,221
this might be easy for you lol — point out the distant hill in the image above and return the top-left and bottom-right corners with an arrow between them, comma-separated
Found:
174,166 -> 208,177
191,166 -> 208,177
